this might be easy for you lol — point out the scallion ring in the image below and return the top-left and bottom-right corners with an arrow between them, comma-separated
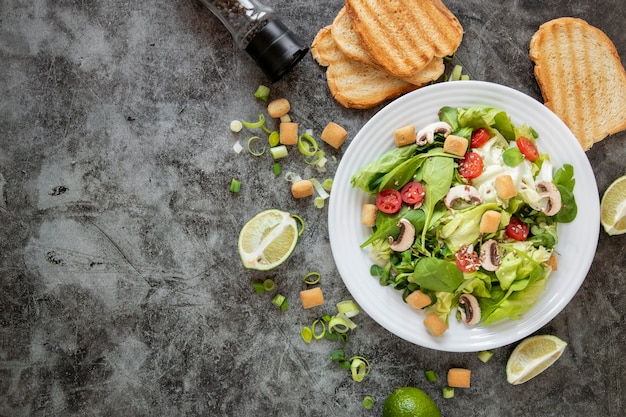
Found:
349,356 -> 370,382
303,272 -> 321,285
242,114 -> 266,129
297,133 -> 318,157
247,136 -> 266,157
300,327 -> 312,344
311,319 -> 326,340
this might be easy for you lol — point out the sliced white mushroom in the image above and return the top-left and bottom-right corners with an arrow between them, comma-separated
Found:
479,239 -> 501,271
457,294 -> 481,326
535,181 -> 562,216
416,122 -> 452,145
388,218 -> 415,252
443,185 -> 482,209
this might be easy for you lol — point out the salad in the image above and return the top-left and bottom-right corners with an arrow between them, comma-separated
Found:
350,106 -> 578,332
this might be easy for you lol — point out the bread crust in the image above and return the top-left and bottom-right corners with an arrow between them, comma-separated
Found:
529,17 -> 626,150
345,0 -> 463,77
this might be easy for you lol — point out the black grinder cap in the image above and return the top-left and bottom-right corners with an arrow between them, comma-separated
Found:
245,19 -> 309,83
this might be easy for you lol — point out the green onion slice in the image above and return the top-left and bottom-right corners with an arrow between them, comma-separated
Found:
242,114 -> 266,129
229,178 -> 241,193
271,293 -> 285,307
478,350 -> 494,363
336,300 -> 360,318
268,131 -> 280,147
300,327 -> 312,343
311,319 -> 326,340
363,396 -> 374,410
349,356 -> 370,382
253,85 -> 270,102
247,136 -> 266,157
230,120 -> 243,132
443,386 -> 455,399
297,133 -> 319,157
251,281 -> 265,294
263,279 -> 275,291
270,145 -> 288,160
322,178 -> 333,192
273,162 -> 281,176
303,272 -> 321,285
424,370 -> 438,382
328,313 -> 357,334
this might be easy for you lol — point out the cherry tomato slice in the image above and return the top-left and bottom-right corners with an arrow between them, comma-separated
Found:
455,245 -> 480,273
376,189 -> 402,214
400,181 -> 425,205
458,152 -> 484,179
505,216 -> 530,241
470,128 -> 490,148
516,136 -> 539,161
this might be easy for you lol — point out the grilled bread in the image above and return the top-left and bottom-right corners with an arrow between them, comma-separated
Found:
345,0 -> 463,78
330,6 -> 445,86
530,17 -> 626,150
311,26 -> 420,109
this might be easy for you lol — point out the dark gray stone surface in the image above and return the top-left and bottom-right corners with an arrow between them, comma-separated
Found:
1,1 -> 624,416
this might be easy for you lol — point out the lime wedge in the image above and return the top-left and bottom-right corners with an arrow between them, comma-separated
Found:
506,335 -> 567,385
238,209 -> 299,271
601,174 -> 626,235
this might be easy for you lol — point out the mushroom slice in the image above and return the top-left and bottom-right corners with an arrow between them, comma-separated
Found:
457,294 -> 481,326
388,218 -> 415,252
416,122 -> 452,145
479,239 -> 501,271
444,185 -> 482,209
535,181 -> 562,216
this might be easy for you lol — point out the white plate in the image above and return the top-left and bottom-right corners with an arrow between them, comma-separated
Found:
328,81 -> 599,352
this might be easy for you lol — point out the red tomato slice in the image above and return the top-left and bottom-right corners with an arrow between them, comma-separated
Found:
400,181 -> 425,205
505,216 -> 530,241
516,137 -> 539,161
376,189 -> 402,214
458,152 -> 484,179
470,128 -> 490,148
455,245 -> 480,273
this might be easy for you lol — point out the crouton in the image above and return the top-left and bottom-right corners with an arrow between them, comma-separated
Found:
423,313 -> 447,337
480,210 -> 502,234
495,174 -> 517,199
279,122 -> 298,145
406,290 -> 432,310
447,368 -> 471,388
394,125 -> 416,147
300,287 -> 324,309
361,203 -> 378,227
291,179 -> 314,198
267,98 -> 291,118
443,134 -> 469,156
320,122 -> 348,149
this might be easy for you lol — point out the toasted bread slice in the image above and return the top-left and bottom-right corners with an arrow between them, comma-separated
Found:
330,6 -> 445,86
530,17 -> 626,150
311,26 -> 419,109
345,0 -> 463,78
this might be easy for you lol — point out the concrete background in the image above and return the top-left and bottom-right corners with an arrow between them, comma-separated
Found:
1,0 -> 624,416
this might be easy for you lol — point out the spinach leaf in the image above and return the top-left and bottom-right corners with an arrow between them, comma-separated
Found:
502,147 -> 524,167
351,145 -> 417,194
377,154 -> 427,191
412,257 -> 464,293
420,152 -> 454,248
361,208 -> 426,248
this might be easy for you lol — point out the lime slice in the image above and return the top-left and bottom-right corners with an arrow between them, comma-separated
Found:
506,335 -> 567,385
600,174 -> 626,235
238,209 -> 299,271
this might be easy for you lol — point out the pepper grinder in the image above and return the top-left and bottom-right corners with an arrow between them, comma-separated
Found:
200,0 -> 309,82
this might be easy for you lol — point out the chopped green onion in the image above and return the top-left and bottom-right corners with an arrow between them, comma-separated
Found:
329,348 -> 345,361
270,145 -> 288,160
363,396 -> 374,410
315,156 -> 328,172
322,178 -> 333,192
263,279 -> 275,291
304,149 -> 326,165
460,74 -> 470,81
311,319 -> 326,340
301,327 -> 312,343
230,120 -> 243,132
442,386 -> 455,399
303,272 -> 321,285
450,64 -> 463,81
328,313 -> 357,333
297,133 -> 319,157
233,140 -> 243,154
251,281 -> 265,294
424,370 -> 438,382
268,131 -> 280,147
247,136 -> 266,156
253,85 -> 270,102
291,214 -> 305,236
280,298 -> 289,311
273,162 -> 282,176
280,114 -> 291,123
477,350 -> 494,363
321,314 -> 332,322
336,300 -> 360,318
229,178 -> 241,193
349,356 -> 370,382
313,197 -> 325,208
242,114 -> 267,129
271,293 -> 285,308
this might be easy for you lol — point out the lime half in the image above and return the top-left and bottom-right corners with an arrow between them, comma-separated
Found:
600,174 -> 626,235
506,335 -> 567,385
238,209 -> 299,271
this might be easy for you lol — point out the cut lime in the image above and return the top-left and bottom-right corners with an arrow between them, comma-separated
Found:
238,209 -> 299,271
506,335 -> 567,385
600,174 -> 626,235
